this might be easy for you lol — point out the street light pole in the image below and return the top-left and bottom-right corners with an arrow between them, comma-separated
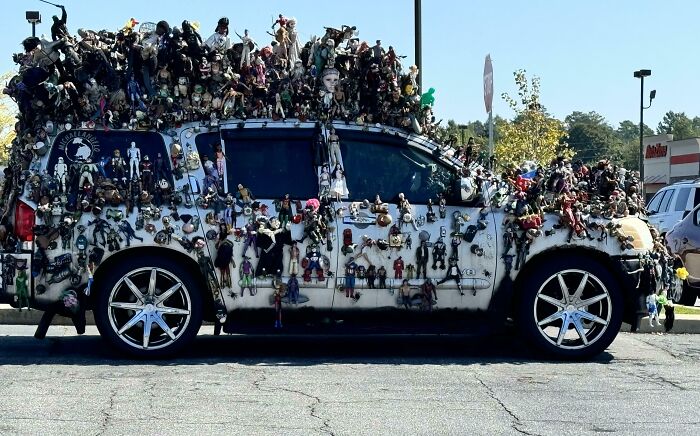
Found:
415,0 -> 422,93
634,69 -> 652,198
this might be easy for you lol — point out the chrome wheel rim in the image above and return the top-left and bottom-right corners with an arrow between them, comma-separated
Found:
534,269 -> 612,350
108,267 -> 192,351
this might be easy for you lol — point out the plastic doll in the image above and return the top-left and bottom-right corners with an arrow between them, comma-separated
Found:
287,274 -> 300,304
278,194 -> 294,228
437,257 -> 464,296
239,256 -> 255,297
393,256 -> 405,279
273,286 -> 283,328
377,265 -> 387,289
432,237 -> 447,270
646,293 -> 660,327
344,257 -> 357,298
366,265 -> 377,289
328,128 -> 341,167
236,29 -> 255,69
331,164 -> 349,201
127,142 -> 141,180
289,242 -> 300,276
399,279 -> 411,309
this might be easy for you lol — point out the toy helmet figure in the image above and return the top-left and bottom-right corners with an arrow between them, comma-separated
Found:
376,214 -> 392,227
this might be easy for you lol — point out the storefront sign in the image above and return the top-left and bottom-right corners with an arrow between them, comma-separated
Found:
645,143 -> 668,159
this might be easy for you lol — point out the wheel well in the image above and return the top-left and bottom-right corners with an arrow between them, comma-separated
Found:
507,247 -> 636,324
89,247 -> 217,321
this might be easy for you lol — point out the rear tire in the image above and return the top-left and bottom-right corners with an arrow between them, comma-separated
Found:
678,282 -> 698,306
93,256 -> 203,358
516,256 -> 623,360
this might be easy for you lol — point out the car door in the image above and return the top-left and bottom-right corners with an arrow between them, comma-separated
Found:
330,124 -> 496,313
215,122 -> 337,311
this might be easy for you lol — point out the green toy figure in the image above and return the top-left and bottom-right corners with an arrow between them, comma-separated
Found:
15,267 -> 30,312
420,87 -> 435,109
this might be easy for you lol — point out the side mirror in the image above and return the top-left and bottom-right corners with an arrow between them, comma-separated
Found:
458,176 -> 477,202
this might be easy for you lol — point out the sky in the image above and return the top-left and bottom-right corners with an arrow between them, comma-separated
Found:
2,0 -> 698,131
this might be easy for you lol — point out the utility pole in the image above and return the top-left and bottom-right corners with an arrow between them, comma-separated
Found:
415,0 -> 422,93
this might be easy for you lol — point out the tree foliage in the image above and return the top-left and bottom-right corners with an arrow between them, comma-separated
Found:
657,111 -> 700,140
564,111 -> 618,163
495,70 -> 569,169
0,72 -> 18,165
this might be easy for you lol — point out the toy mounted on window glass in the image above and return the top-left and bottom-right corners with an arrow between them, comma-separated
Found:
331,164 -> 348,202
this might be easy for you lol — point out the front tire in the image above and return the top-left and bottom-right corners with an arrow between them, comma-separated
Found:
517,256 -> 623,360
94,257 -> 203,358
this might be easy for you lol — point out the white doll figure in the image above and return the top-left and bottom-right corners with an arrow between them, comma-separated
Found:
53,157 -> 68,193
319,165 -> 331,197
236,29 -> 255,69
331,164 -> 349,201
127,141 -> 141,180
274,93 -> 285,119
328,127 -> 341,166
321,68 -> 339,110
286,18 -> 302,67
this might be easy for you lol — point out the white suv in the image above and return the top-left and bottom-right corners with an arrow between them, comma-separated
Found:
646,180 -> 700,234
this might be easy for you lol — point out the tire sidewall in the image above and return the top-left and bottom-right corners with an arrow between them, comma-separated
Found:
517,255 -> 623,360
93,256 -> 203,358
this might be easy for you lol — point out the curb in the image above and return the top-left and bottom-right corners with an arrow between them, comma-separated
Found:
2,307 -> 700,334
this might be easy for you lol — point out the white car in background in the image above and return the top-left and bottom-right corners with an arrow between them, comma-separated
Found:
646,180 -> 700,234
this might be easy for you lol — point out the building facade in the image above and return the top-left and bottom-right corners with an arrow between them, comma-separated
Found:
643,134 -> 700,197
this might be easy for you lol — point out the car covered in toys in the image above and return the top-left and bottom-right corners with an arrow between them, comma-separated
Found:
0,12 -> 659,359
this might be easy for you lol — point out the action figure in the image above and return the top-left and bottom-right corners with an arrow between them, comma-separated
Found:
302,245 -> 325,282
366,264 -> 376,289
344,257 -> 357,298
54,157 -> 68,193
87,217 -> 110,247
287,274 -> 300,304
432,237 -> 447,270
437,257 -> 465,296
127,142 -> 141,180
393,256 -> 405,279
289,241 -> 300,276
239,256 -> 255,297
416,240 -> 429,279
377,265 -> 387,289
118,221 -> 143,247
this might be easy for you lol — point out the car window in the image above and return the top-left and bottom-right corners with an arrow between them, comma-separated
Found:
694,188 -> 700,208
646,191 -> 665,213
336,130 -> 457,204
218,128 -> 318,199
47,130 -> 170,185
659,189 -> 674,213
674,187 -> 692,212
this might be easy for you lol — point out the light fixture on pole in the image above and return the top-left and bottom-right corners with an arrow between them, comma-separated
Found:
633,69 -> 653,198
26,11 -> 41,37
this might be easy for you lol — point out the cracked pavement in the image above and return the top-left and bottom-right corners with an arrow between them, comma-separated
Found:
0,327 -> 699,435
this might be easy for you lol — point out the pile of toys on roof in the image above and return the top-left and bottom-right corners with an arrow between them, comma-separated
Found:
3,8 -> 433,136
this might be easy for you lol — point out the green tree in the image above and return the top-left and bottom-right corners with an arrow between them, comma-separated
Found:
495,70 -> 569,169
0,72 -> 18,165
657,111 -> 698,139
564,111 -> 618,163
616,120 -> 653,143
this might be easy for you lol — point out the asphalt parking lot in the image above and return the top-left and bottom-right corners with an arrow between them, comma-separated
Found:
0,327 -> 699,435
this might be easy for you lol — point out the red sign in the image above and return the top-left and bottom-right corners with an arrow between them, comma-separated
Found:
645,143 -> 668,159
484,55 -> 493,114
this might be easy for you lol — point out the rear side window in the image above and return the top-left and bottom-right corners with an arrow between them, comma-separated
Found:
220,128 -> 318,199
659,189 -> 674,213
694,188 -> 700,207
646,191 -> 665,213
674,187 -> 692,211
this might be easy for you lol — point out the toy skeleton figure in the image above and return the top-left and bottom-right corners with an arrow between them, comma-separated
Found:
432,237 -> 447,270
127,142 -> 141,180
54,157 -> 68,193
239,256 -> 255,296
437,257 -> 465,296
